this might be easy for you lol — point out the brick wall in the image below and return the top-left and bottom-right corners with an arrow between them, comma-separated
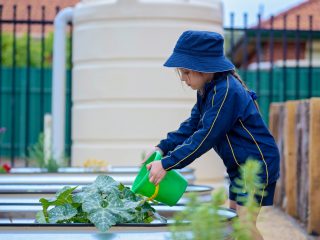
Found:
1,0 -> 80,34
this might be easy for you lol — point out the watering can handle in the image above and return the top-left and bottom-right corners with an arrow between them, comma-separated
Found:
146,163 -> 160,201
147,184 -> 160,201
139,150 -> 162,201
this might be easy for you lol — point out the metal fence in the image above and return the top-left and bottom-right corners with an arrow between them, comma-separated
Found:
0,5 -> 72,167
224,13 -> 320,122
1,6 -> 320,167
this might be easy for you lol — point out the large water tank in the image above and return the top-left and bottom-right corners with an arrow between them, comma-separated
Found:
72,0 -> 226,181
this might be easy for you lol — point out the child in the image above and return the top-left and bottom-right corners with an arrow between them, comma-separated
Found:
144,30 -> 280,240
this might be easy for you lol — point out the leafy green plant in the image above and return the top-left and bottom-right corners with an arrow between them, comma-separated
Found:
36,175 -> 164,232
171,159 -> 265,240
1,32 -> 71,69
230,160 -> 265,240
27,132 -> 67,172
171,188 -> 228,240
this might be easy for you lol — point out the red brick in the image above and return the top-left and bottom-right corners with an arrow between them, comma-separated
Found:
0,0 -> 80,34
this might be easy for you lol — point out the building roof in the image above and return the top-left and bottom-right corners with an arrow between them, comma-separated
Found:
228,0 -> 320,68
258,0 -> 320,31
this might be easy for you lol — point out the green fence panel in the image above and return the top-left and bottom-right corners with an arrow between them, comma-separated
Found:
239,67 -> 320,125
1,66 -> 319,159
0,67 -> 71,159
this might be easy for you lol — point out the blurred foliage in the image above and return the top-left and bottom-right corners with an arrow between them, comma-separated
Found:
1,32 -> 72,69
171,159 -> 265,240
231,160 -> 265,240
27,132 -> 68,172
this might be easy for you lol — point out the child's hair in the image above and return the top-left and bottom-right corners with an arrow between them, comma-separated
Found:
174,68 -> 260,113
209,70 -> 261,113
229,70 -> 261,113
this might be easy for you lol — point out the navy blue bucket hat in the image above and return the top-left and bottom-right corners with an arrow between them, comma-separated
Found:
164,30 -> 235,73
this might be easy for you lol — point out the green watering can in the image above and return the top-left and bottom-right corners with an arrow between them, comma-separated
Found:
131,151 -> 188,206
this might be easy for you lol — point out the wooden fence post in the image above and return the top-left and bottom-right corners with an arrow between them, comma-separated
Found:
270,99 -> 320,235
269,103 -> 285,208
308,98 -> 320,235
296,100 -> 309,226
269,103 -> 282,142
284,100 -> 299,217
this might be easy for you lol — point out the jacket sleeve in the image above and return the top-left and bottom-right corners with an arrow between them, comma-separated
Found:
156,102 -> 201,155
161,78 -> 237,170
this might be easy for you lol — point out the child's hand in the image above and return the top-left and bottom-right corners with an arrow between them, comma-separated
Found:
146,161 -> 166,186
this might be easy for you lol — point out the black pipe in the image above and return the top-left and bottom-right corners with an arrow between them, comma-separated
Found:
269,16 -> 274,102
256,14 -> 261,101
40,6 -> 45,131
10,5 -> 17,166
230,12 -> 235,62
0,5 -> 3,161
67,23 -> 73,165
242,13 -> 248,81
25,5 -> 31,166
295,15 -> 300,99
282,14 -> 287,101
308,15 -> 313,98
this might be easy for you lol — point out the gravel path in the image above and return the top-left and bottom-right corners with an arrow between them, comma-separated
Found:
197,180 -> 319,240
257,206 -> 318,240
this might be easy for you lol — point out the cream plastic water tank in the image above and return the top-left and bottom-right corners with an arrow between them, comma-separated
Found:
72,0 -> 226,181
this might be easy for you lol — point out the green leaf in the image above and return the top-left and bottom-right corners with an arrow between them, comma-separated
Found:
81,193 -> 103,213
68,211 -> 91,223
38,186 -> 78,223
28,133 -> 46,168
82,192 -> 136,231
73,176 -> 119,204
39,198 -> 50,208
93,175 -> 120,195
36,210 -> 47,223
87,208 -> 118,232
47,158 -> 59,172
75,184 -> 100,201
39,186 -> 77,208
118,183 -> 125,191
39,198 -> 50,222
48,204 -> 78,223
55,186 -> 78,204
120,185 -> 140,201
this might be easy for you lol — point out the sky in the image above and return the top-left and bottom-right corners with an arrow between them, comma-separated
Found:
222,0 -> 305,27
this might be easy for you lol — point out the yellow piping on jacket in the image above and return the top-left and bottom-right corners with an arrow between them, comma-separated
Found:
226,134 -> 241,167
226,133 -> 248,191
165,76 -> 229,171
239,119 -> 268,206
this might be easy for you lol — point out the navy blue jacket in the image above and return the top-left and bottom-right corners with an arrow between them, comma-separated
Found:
157,73 -> 280,185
